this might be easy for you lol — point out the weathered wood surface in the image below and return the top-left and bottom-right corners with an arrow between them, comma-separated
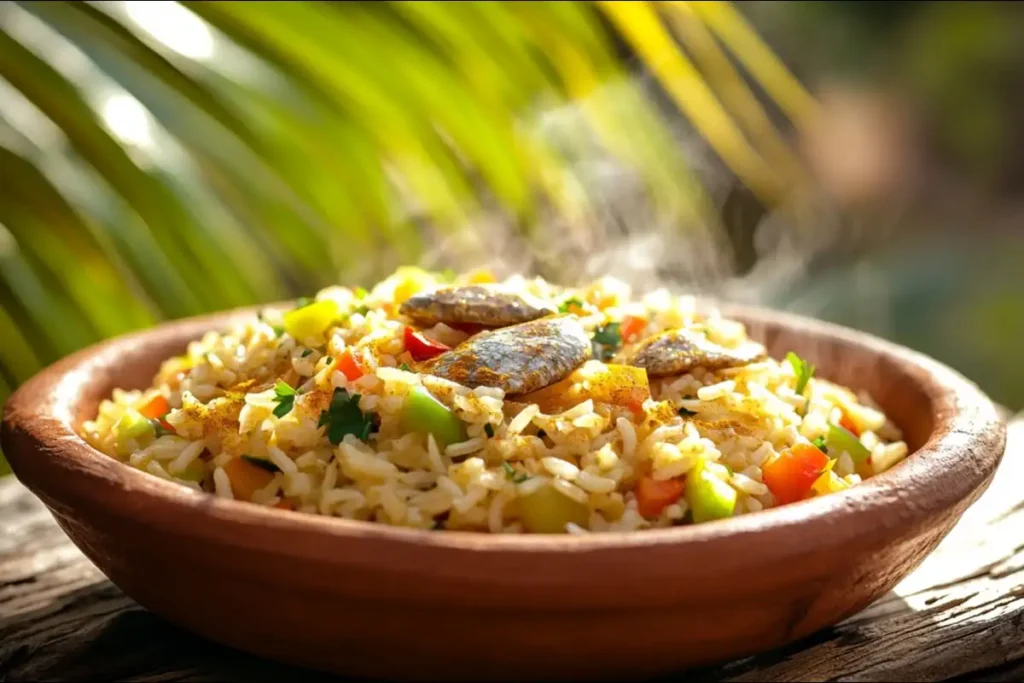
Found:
2,415 -> 1022,682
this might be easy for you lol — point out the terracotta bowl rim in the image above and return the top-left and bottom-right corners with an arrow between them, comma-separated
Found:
1,302 -> 1007,559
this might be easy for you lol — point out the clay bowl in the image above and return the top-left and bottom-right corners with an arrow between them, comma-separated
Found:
1,304 -> 1006,681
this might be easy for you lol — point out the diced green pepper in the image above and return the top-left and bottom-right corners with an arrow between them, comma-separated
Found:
399,386 -> 466,448
283,299 -> 341,341
113,410 -> 156,456
175,459 -> 207,483
686,459 -> 737,523
519,482 -> 589,534
826,424 -> 871,464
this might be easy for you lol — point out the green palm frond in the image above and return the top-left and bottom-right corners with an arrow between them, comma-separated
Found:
0,0 -> 814,456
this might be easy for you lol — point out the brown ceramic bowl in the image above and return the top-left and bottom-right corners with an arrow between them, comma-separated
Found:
1,304 -> 1006,681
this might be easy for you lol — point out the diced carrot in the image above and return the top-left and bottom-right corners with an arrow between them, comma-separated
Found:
839,411 -> 861,437
620,316 -> 647,343
337,348 -> 364,381
138,395 -> 170,419
274,499 -> 296,511
223,458 -> 275,502
635,475 -> 686,518
762,443 -> 830,505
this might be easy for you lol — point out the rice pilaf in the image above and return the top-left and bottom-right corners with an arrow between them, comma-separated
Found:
81,267 -> 908,534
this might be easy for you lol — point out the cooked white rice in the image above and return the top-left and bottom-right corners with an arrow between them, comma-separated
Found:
81,267 -> 907,534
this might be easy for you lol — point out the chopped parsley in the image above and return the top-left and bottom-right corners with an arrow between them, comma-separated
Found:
591,322 -> 622,361
812,435 -> 829,453
318,387 -> 376,445
352,304 -> 371,317
786,351 -> 815,396
502,461 -> 530,483
149,418 -> 174,437
325,356 -> 334,364
271,324 -> 285,338
558,297 -> 584,313
272,381 -> 297,418
242,455 -> 280,473
301,349 -> 313,358
484,423 -> 495,438
399,362 -> 412,371
678,406 -> 697,417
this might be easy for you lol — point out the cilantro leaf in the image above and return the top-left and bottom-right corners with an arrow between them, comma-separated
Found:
399,362 -> 411,371
558,297 -> 584,313
271,325 -> 285,338
592,322 -> 621,346
149,418 -> 175,437
786,351 -> 815,396
242,455 -> 280,473
502,461 -> 530,483
318,388 -> 377,445
591,322 -> 622,361
272,380 -> 297,418
812,435 -> 828,453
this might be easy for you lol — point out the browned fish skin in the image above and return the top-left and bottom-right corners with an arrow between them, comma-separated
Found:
425,316 -> 591,394
399,285 -> 555,328
625,329 -> 766,377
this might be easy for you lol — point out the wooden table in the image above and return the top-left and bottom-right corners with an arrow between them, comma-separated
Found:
3,415 -> 1022,682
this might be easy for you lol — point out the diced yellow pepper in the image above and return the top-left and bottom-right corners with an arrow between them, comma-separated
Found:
392,266 -> 436,305
283,299 -> 341,342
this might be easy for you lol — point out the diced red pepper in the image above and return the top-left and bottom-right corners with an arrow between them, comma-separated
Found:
839,411 -> 861,437
635,475 -> 686,518
403,326 -> 450,361
762,443 -> 830,505
620,316 -> 647,343
337,348 -> 364,381
139,395 -> 170,419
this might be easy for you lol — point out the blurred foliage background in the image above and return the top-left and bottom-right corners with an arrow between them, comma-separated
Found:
1,1 -> 1022,474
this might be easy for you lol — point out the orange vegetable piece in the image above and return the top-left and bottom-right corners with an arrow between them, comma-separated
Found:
274,498 -> 296,511
223,457 -> 275,502
337,348 -> 364,381
635,475 -> 686,518
620,316 -> 647,343
139,395 -> 170,419
762,443 -> 830,505
839,411 -> 861,437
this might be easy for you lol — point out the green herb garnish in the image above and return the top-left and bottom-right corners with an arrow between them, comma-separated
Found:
271,325 -> 285,338
301,349 -> 313,358
352,304 -> 371,317
318,388 -> 377,445
502,461 -> 530,483
558,297 -> 584,313
242,455 -> 280,473
399,362 -> 411,371
354,286 -> 368,300
272,381 -> 297,418
325,356 -> 334,364
812,435 -> 828,453
786,351 -> 815,396
591,322 -> 622,362
484,423 -> 495,438
149,418 -> 174,437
